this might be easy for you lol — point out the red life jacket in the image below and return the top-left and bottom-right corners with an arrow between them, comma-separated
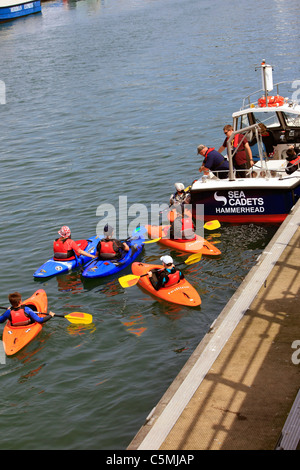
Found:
182,217 -> 194,231
97,239 -> 120,260
53,238 -> 75,261
10,306 -> 31,326
204,147 -> 215,162
99,240 -> 116,254
286,155 -> 300,174
164,270 -> 181,287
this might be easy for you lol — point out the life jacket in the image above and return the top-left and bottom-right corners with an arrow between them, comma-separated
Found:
53,238 -> 75,261
286,155 -> 300,175
97,239 -> 120,260
10,306 -> 31,326
203,147 -> 214,162
164,269 -> 181,287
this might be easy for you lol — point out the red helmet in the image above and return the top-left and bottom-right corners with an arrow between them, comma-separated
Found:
58,226 -> 71,238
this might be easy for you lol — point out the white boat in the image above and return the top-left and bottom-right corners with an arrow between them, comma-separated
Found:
190,60 -> 300,224
0,0 -> 41,22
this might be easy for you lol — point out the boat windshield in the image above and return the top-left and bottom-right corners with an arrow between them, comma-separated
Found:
252,111 -> 281,128
237,111 -> 281,130
282,112 -> 300,127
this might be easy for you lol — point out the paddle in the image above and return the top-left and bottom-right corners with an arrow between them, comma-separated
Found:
144,238 -> 161,244
203,220 -> 221,230
0,307 -> 93,325
118,252 -> 202,288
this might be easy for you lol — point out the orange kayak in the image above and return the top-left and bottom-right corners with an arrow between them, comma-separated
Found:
131,262 -> 201,307
146,225 -> 221,255
3,289 -> 48,356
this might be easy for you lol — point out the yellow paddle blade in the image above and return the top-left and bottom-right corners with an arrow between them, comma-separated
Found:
184,253 -> 202,265
144,238 -> 161,244
203,220 -> 221,230
64,312 -> 93,324
118,274 -> 141,288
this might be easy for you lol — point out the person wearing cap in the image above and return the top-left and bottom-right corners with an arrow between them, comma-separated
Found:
169,183 -> 191,207
53,226 -> 96,261
147,255 -> 184,291
95,224 -> 129,260
197,145 -> 229,179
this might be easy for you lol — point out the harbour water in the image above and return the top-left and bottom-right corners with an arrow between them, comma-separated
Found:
0,0 -> 298,450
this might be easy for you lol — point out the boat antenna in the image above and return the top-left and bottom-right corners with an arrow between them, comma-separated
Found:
255,60 -> 274,107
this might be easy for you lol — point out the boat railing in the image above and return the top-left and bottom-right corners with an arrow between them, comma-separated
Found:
227,124 -> 262,180
240,81 -> 300,110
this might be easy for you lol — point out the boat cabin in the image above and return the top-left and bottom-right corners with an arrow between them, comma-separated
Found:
233,74 -> 300,162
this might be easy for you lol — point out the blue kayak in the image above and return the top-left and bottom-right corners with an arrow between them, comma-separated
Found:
33,236 -> 99,279
81,235 -> 144,279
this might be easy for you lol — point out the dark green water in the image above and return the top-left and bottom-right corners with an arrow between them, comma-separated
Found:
0,0 -> 298,449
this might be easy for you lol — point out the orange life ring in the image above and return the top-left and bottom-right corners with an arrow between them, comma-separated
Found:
258,95 -> 285,107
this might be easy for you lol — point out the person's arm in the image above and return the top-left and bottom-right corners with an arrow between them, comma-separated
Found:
0,309 -> 11,323
70,239 -> 96,259
245,142 -> 254,166
218,145 -> 226,153
199,164 -> 210,174
25,306 -> 55,323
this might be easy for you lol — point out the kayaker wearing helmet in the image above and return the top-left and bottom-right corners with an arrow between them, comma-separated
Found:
169,182 -> 191,207
0,292 -> 55,326
95,224 -> 130,260
147,255 -> 184,291
53,226 -> 96,261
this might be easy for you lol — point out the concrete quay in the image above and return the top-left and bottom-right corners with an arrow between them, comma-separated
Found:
128,200 -> 300,451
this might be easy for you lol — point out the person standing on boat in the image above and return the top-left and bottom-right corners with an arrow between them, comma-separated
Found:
95,224 -> 129,260
53,226 -> 96,261
197,145 -> 229,179
169,183 -> 191,207
0,292 -> 55,326
147,255 -> 184,291
218,125 -> 253,178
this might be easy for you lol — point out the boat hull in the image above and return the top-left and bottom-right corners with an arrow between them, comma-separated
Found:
132,262 -> 201,307
191,185 -> 300,224
3,289 -> 47,356
0,1 -> 41,21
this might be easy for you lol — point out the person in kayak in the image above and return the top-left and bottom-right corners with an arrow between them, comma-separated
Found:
147,255 -> 184,291
53,226 -> 96,261
169,183 -> 191,207
95,224 -> 130,260
166,205 -> 196,241
0,292 -> 55,326
197,145 -> 229,179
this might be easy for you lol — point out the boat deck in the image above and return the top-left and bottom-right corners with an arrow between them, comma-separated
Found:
128,199 -> 300,451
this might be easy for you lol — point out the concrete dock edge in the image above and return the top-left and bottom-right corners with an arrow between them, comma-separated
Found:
128,199 -> 300,451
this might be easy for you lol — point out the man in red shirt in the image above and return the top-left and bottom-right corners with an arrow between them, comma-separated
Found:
53,226 -> 96,261
218,124 -> 253,178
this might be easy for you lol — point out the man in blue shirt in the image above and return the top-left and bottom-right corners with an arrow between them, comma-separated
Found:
197,144 -> 229,179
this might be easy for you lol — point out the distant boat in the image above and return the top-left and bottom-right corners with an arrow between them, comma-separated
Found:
0,0 -> 41,22
190,60 -> 300,224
